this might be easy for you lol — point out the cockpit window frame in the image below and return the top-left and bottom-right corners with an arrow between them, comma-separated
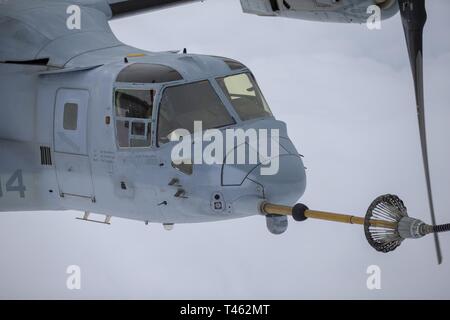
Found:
112,66 -> 269,151
155,79 -> 238,148
113,85 -> 161,151
214,72 -> 274,122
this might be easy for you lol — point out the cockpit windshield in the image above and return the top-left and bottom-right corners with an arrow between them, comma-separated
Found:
157,80 -> 235,145
217,73 -> 272,121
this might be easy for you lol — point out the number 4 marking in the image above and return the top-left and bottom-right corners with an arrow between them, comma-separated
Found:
7,170 -> 26,198
0,170 -> 26,198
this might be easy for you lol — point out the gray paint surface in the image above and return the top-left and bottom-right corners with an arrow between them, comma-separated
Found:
0,0 -> 449,299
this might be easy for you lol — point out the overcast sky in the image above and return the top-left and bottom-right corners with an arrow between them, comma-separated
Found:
1,0 -> 449,299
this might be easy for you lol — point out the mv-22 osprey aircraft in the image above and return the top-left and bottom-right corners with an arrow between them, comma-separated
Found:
1,0 -> 449,262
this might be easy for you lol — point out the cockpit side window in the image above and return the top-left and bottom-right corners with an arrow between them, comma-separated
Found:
115,89 -> 155,148
217,73 -> 272,121
157,81 -> 235,145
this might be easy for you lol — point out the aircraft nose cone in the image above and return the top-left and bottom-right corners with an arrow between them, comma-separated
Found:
247,154 -> 306,205
220,119 -> 306,205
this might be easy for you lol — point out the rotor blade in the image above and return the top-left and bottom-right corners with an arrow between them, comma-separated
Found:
398,0 -> 442,264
